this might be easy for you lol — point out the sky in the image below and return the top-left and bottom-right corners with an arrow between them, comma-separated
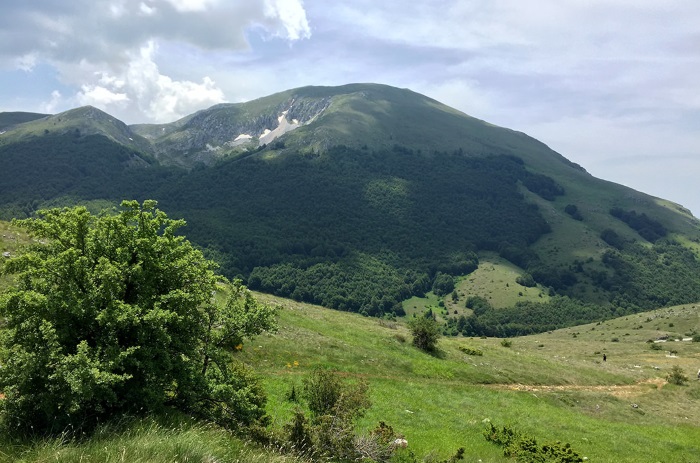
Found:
1,0 -> 699,216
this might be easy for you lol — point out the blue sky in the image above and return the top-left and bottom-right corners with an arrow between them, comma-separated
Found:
1,0 -> 699,216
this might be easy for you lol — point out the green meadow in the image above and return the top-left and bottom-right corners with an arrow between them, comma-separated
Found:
1,291 -> 699,462
238,294 -> 700,462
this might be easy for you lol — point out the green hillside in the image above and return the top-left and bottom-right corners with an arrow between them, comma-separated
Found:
0,111 -> 49,131
1,84 -> 699,334
0,106 -> 153,154
3,292 -> 699,462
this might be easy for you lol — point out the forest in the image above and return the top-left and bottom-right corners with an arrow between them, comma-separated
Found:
2,133 -> 700,331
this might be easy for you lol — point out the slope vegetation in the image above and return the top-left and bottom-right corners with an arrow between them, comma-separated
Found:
0,83 -> 699,332
4,294 -> 697,462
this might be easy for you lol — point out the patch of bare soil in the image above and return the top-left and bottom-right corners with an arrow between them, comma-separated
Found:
487,377 -> 666,398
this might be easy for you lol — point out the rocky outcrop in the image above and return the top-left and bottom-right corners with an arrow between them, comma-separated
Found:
142,95 -> 332,166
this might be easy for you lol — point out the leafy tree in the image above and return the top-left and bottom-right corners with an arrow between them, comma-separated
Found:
0,200 -> 276,435
432,272 -> 455,297
564,204 -> 583,221
408,316 -> 441,352
515,273 -> 536,288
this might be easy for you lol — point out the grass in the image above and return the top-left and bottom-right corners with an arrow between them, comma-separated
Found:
453,252 -> 549,309
0,221 -> 31,291
0,414 -> 309,463
1,273 -> 699,461
237,293 -> 700,462
402,252 -> 551,321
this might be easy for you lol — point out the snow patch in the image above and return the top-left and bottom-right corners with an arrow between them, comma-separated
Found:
258,111 -> 301,146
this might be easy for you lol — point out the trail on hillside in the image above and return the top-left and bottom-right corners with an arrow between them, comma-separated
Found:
485,377 -> 666,398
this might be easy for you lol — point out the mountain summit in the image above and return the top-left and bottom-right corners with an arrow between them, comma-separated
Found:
1,83 -> 699,333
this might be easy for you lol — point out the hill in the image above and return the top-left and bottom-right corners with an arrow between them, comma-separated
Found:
0,83 -> 699,332
2,291 -> 699,462
0,111 -> 49,131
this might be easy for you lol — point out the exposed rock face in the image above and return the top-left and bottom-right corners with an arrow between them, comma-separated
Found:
139,95 -> 332,166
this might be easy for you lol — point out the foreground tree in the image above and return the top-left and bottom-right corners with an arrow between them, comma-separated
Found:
0,200 -> 276,435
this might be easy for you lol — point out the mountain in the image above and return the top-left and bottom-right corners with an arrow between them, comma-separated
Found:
0,111 -> 50,131
0,106 -> 152,154
1,83 -> 699,333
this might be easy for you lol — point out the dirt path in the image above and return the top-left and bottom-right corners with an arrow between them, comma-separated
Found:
486,377 -> 666,398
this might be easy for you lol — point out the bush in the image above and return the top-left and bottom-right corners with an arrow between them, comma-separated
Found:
484,423 -> 583,462
667,366 -> 689,386
294,368 -> 374,461
501,339 -> 513,348
0,201 -> 277,436
459,346 -> 483,356
432,272 -> 455,297
516,273 -> 537,288
408,316 -> 441,352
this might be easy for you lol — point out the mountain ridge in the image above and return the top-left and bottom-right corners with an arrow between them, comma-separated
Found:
1,83 -> 699,329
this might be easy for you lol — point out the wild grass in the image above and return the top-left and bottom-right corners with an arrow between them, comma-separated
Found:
0,221 -> 31,291
453,252 -> 549,310
242,293 -> 700,462
1,285 -> 699,462
0,414 -> 310,463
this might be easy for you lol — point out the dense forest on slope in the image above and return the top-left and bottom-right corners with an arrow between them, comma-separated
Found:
0,134 -> 181,218
1,79 -> 700,333
154,145 -> 562,313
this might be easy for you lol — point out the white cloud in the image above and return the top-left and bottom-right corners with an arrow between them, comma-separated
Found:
77,85 -> 129,107
162,0 -> 219,12
39,90 -> 64,114
15,54 -> 37,72
263,0 -> 311,40
0,0 -> 311,122
69,41 -> 226,123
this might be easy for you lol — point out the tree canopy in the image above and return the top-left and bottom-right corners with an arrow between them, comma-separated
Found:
0,200 -> 276,435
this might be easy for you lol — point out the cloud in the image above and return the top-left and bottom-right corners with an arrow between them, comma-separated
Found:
68,41 -> 226,123
0,0 -> 310,122
77,85 -> 129,107
263,0 -> 311,40
39,90 -> 64,114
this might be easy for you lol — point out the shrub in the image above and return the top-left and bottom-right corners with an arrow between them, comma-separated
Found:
484,423 -> 583,462
408,316 -> 441,352
667,366 -> 689,386
564,204 -> 583,221
432,272 -> 455,297
0,201 -> 277,436
295,368 -> 373,461
284,409 -> 314,456
501,339 -> 513,348
459,346 -> 483,356
516,273 -> 537,288
650,343 -> 662,351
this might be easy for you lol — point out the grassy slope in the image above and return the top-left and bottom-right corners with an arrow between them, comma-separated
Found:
0,112 -> 50,131
241,293 -> 700,462
0,107 -> 153,156
0,221 -> 31,291
1,282 -> 699,461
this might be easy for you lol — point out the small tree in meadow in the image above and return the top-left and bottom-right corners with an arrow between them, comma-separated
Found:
408,316 -> 441,352
667,365 -> 689,386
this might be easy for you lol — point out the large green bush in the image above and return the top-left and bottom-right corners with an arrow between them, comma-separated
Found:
0,200 -> 276,435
